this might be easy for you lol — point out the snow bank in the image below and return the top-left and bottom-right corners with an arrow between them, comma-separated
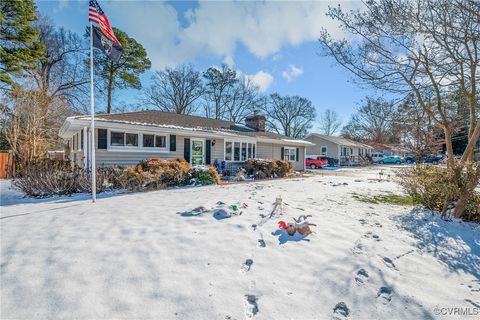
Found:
1,169 -> 478,319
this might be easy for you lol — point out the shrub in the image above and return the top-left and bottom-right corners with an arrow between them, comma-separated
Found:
77,167 -> 122,193
138,158 -> 191,187
244,159 -> 293,179
190,166 -> 221,185
13,159 -> 83,197
398,165 -> 480,222
117,165 -> 145,191
275,160 -> 293,177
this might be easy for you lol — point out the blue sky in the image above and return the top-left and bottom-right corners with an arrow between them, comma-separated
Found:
37,0 -> 370,128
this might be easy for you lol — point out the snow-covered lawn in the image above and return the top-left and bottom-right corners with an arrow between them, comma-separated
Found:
1,167 -> 479,319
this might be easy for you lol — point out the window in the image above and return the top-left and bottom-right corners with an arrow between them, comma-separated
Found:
143,134 -> 154,147
225,141 -> 256,161
234,142 -> 240,161
111,131 -> 125,146
320,146 -> 327,156
80,130 -> 84,150
225,142 -> 233,161
73,134 -> 78,150
126,133 -> 138,146
284,147 -> 296,161
155,135 -> 166,148
143,134 -> 166,148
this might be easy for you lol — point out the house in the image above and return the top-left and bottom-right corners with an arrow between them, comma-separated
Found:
367,142 -> 411,158
59,110 -> 313,172
304,133 -> 373,166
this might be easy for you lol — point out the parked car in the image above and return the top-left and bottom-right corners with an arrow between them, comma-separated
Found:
371,153 -> 385,163
423,155 -> 443,164
321,156 -> 339,167
306,156 -> 329,169
379,156 -> 405,164
404,156 -> 416,164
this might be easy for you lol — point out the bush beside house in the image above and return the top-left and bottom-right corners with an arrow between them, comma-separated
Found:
244,159 -> 293,179
13,158 -> 221,196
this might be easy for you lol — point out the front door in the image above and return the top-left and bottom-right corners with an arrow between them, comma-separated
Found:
191,139 -> 204,165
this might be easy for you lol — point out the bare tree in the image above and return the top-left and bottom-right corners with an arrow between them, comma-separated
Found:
202,65 -> 237,119
397,94 -> 440,159
29,17 -> 89,112
317,109 -> 341,135
1,17 -> 86,165
261,93 -> 316,138
225,76 -> 265,123
341,97 -> 399,144
318,0 -> 479,217
143,65 -> 204,115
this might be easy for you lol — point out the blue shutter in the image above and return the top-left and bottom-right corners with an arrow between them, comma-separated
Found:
170,135 -> 176,151
184,138 -> 190,162
205,140 -> 211,165
98,129 -> 107,149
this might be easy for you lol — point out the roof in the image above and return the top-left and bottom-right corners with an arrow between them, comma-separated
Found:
60,110 -> 314,146
306,133 -> 373,149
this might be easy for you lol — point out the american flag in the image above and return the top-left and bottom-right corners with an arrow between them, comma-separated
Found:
89,0 -> 121,46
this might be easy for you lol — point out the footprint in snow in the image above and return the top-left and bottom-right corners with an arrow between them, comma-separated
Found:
363,231 -> 380,241
352,240 -> 364,255
258,239 -> 266,248
242,259 -> 253,272
355,268 -> 369,285
251,224 -> 257,231
358,218 -> 368,226
332,302 -> 350,319
374,222 -> 383,228
377,286 -> 393,304
244,295 -> 259,318
382,257 -> 398,270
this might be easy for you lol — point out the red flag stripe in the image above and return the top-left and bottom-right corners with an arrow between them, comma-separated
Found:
88,1 -> 121,46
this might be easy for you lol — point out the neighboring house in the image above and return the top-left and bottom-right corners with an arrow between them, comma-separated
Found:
304,133 -> 373,166
59,110 -> 313,172
367,143 -> 411,158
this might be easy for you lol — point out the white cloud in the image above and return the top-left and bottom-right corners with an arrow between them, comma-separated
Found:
282,64 -> 303,82
223,55 -> 235,67
100,1 -> 360,70
245,71 -> 274,92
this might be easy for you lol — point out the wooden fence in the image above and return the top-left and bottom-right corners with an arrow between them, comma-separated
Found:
0,151 -> 13,179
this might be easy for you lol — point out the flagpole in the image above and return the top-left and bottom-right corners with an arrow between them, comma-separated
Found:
90,22 -> 97,203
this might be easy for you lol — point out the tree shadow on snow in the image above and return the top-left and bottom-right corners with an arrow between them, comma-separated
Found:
397,207 -> 480,280
271,229 -> 310,245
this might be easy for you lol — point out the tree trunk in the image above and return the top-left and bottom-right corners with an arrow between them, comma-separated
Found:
107,62 -> 115,114
453,164 -> 480,219
443,127 -> 455,168
107,77 -> 113,114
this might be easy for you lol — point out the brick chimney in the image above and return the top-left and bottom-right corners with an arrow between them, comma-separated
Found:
245,110 -> 266,132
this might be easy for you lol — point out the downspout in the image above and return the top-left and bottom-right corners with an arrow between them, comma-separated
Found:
83,127 -> 88,170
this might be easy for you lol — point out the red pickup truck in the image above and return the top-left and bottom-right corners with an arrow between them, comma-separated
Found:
306,156 -> 328,169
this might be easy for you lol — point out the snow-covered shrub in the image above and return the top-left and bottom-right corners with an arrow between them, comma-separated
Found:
78,167 -> 122,193
398,165 -> 480,222
117,165 -> 145,191
244,159 -> 293,179
190,166 -> 221,185
275,160 -> 293,177
138,158 -> 191,187
12,159 -> 83,197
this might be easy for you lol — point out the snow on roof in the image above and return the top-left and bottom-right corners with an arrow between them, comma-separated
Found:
307,133 -> 373,149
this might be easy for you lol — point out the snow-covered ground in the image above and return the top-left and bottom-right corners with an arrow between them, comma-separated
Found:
1,167 -> 479,319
